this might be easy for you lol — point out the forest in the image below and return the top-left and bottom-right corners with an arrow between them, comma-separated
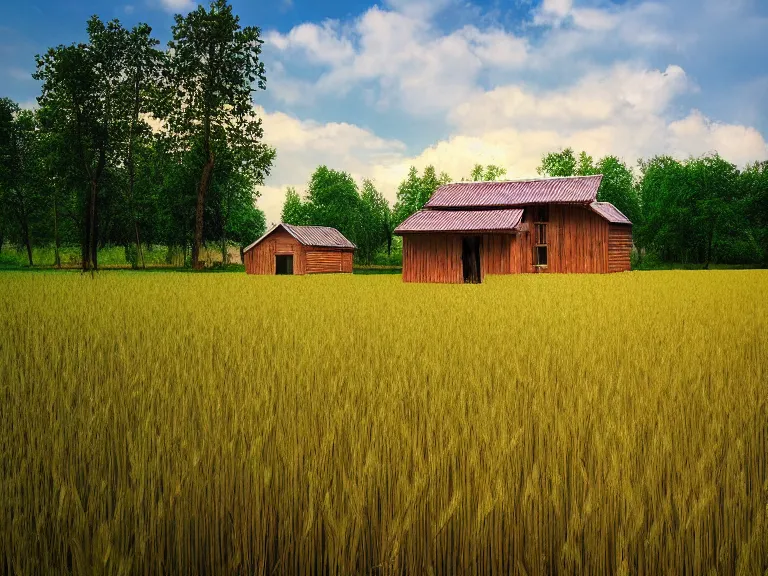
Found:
1,0 -> 767,270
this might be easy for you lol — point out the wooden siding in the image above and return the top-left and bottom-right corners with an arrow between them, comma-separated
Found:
608,224 -> 633,272
305,249 -> 354,274
402,234 -> 463,283
244,229 -> 305,275
400,204 -> 625,282
542,205 -> 610,274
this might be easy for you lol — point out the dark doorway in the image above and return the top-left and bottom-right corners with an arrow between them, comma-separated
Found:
275,254 -> 294,275
462,237 -> 482,284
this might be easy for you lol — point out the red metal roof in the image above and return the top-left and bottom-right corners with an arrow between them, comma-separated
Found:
283,224 -> 356,248
394,209 -> 524,234
244,223 -> 356,252
590,202 -> 632,225
425,175 -> 603,208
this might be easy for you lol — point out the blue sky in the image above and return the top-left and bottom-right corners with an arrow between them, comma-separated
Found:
2,0 -> 767,224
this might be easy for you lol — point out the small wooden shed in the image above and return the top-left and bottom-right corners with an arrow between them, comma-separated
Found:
394,175 -> 633,283
243,223 -> 355,275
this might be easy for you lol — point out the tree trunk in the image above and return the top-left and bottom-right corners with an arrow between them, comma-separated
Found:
23,223 -> 33,267
53,195 -> 61,268
83,178 -> 98,271
240,245 -> 244,265
704,226 -> 715,270
192,152 -> 215,271
128,73 -> 145,269
134,221 -> 144,269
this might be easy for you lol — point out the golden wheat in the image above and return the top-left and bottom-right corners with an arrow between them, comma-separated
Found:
0,271 -> 766,575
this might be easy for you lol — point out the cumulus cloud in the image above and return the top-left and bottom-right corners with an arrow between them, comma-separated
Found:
267,6 -> 528,115
255,107 -> 408,225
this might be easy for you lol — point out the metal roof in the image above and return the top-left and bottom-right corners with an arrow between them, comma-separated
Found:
243,223 -> 356,253
590,202 -> 632,225
425,175 -> 603,208
394,209 -> 524,235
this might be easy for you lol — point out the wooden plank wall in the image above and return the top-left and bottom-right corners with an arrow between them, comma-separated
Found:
402,234 -> 463,283
481,234 -> 513,275
305,249 -> 354,274
544,205 -> 610,274
244,229 -> 305,275
608,225 -> 633,272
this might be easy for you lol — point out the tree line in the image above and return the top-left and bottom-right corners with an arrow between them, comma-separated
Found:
536,149 -> 768,268
280,150 -> 767,269
0,0 -> 273,270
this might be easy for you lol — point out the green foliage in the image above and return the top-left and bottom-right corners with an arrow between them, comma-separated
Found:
637,153 -> 756,266
357,179 -> 392,264
468,164 -> 507,182
281,187 -> 311,226
393,165 -> 451,227
305,166 -> 361,244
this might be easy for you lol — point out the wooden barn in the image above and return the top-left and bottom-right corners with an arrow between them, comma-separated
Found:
243,223 -> 355,275
394,175 -> 633,283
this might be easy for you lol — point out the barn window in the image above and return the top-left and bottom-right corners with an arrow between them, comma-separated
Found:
534,206 -> 548,268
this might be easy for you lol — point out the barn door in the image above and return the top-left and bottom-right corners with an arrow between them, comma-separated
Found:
462,237 -> 482,283
275,254 -> 293,275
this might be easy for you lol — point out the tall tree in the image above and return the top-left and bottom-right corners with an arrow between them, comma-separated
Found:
120,23 -> 164,268
358,179 -> 392,264
34,17 -> 128,271
281,187 -> 310,226
0,98 -> 16,257
166,0 -> 272,270
305,166 -> 361,244
0,102 -> 46,266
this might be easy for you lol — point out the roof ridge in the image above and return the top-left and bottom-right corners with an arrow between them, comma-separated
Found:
442,174 -> 603,186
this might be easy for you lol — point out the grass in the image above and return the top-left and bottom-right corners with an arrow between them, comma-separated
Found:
1,271 -> 766,575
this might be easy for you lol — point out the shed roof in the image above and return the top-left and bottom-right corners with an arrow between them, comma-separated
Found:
590,202 -> 632,225
244,223 -> 356,253
425,175 -> 603,208
394,209 -> 524,235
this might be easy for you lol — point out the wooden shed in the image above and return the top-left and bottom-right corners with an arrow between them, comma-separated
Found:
243,223 -> 355,275
394,175 -> 633,283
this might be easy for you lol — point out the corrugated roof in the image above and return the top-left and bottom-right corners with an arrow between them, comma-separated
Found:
590,202 -> 632,225
244,223 -> 356,253
425,175 -> 603,208
283,224 -> 356,249
394,209 -> 524,235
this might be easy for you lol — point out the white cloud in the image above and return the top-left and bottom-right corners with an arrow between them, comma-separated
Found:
256,107 -> 408,225
267,6 -> 528,115
158,0 -> 194,13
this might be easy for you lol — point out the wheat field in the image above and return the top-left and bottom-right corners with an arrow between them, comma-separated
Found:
1,271 -> 766,575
